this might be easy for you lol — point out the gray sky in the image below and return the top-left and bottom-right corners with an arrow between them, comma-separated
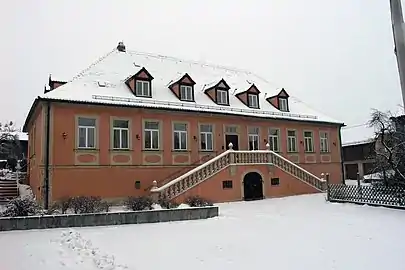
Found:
0,0 -> 402,143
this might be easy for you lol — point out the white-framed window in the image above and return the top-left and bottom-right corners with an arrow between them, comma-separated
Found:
304,131 -> 314,152
144,121 -> 160,150
248,94 -> 259,108
248,127 -> 259,150
200,124 -> 213,151
320,131 -> 329,152
279,98 -> 288,111
112,119 -> 129,149
216,90 -> 228,105
78,117 -> 96,149
173,123 -> 188,150
268,128 -> 280,152
135,80 -> 151,97
180,85 -> 193,101
287,130 -> 297,152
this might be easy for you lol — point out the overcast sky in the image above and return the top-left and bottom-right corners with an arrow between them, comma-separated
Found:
0,0 -> 403,143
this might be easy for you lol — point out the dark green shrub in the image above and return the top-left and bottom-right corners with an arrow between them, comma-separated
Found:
0,197 -> 39,217
124,196 -> 153,211
185,196 -> 213,207
158,195 -> 179,209
70,196 -> 102,214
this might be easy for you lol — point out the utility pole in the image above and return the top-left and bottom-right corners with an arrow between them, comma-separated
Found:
390,0 -> 405,110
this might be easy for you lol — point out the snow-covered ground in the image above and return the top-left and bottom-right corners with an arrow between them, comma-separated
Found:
1,194 -> 405,270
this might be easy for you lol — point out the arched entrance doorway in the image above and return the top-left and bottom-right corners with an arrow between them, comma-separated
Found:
243,172 -> 264,201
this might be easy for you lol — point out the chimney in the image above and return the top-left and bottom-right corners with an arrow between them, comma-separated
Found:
117,41 -> 126,52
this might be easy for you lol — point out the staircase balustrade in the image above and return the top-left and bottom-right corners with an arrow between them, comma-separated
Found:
151,143 -> 326,200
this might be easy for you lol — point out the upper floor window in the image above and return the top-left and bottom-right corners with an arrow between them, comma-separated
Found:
78,117 -> 96,149
144,121 -> 160,150
217,90 -> 228,105
268,128 -> 280,152
200,124 -> 213,151
180,85 -> 193,101
279,98 -> 288,111
304,131 -> 314,152
287,130 -> 297,152
112,119 -> 129,149
248,94 -> 259,108
248,127 -> 259,150
320,131 -> 329,152
136,80 -> 151,97
173,123 -> 188,150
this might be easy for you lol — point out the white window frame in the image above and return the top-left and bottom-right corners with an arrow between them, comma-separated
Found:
173,123 -> 188,150
303,131 -> 314,152
279,98 -> 288,111
77,117 -> 96,149
320,131 -> 330,152
248,94 -> 259,108
248,127 -> 260,150
136,80 -> 151,97
112,119 -> 129,149
180,85 -> 193,101
268,128 -> 280,152
216,89 -> 228,105
199,124 -> 213,151
287,130 -> 297,152
144,121 -> 160,150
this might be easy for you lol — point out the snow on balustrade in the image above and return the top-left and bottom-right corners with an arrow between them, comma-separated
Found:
151,143 -> 327,199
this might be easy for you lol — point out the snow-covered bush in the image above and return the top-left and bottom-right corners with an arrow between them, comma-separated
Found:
70,196 -> 103,214
158,195 -> 179,209
0,197 -> 39,217
124,196 -> 153,211
185,196 -> 213,207
96,201 -> 111,212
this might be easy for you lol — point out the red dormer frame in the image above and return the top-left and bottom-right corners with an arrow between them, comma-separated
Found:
235,84 -> 261,109
168,73 -> 196,102
266,88 -> 290,112
204,78 -> 231,106
125,67 -> 154,98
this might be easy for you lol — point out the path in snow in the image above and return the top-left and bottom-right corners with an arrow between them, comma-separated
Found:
1,194 -> 405,270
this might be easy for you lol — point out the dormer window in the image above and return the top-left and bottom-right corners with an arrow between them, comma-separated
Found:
217,89 -> 228,105
180,85 -> 193,101
136,80 -> 151,97
248,94 -> 259,108
125,67 -> 154,98
279,98 -> 288,111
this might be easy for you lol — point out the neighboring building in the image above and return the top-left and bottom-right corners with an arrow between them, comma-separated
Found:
0,131 -> 28,168
342,139 -> 376,180
23,42 -> 344,207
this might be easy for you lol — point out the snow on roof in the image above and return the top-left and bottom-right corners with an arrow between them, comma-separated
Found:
342,138 -> 375,147
341,125 -> 376,145
40,46 -> 343,124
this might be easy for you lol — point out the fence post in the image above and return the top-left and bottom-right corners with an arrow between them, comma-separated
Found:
356,172 -> 362,197
325,173 -> 330,201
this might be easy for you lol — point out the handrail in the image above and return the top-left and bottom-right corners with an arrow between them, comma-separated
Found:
151,150 -> 231,192
151,150 -> 325,193
269,151 -> 325,182
144,152 -> 217,191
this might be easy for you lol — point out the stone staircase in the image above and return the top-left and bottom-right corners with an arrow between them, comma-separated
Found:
151,144 -> 326,200
0,172 -> 19,203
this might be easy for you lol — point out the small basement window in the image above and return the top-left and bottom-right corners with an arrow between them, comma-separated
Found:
135,180 -> 141,189
271,178 -> 280,186
180,85 -> 193,101
222,180 -> 233,189
279,98 -> 288,111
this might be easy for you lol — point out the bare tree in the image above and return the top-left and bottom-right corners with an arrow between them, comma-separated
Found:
0,121 -> 22,170
368,109 -> 405,186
